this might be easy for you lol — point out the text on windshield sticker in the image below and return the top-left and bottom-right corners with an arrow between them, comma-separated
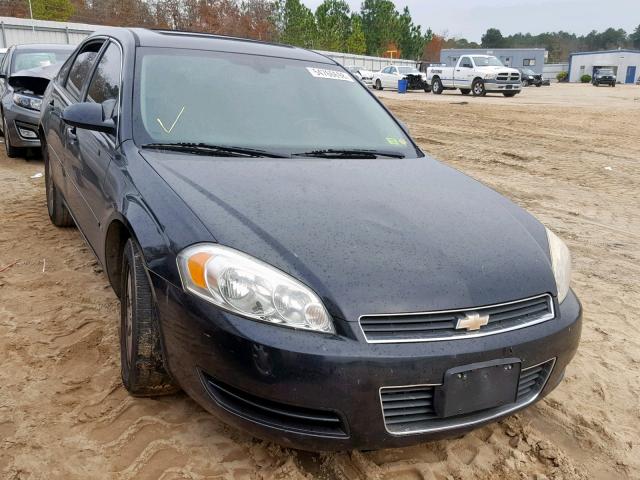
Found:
306,67 -> 355,82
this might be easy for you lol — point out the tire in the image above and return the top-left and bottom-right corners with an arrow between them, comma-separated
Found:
535,83 -> 542,87
375,79 -> 383,91
471,78 -> 486,96
431,77 -> 443,95
611,82 -> 616,87
460,89 -> 470,95
44,142 -> 74,227
521,80 -> 529,87
424,85 -> 431,93
120,238 -> 178,396
3,116 -> 23,158
503,92 -> 517,97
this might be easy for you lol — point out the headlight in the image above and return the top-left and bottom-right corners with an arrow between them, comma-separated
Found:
13,93 -> 42,111
545,228 -> 572,303
484,73 -> 497,80
177,244 -> 334,334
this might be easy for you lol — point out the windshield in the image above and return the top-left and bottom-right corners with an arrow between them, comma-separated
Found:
397,66 -> 420,74
522,68 -> 535,75
134,48 -> 416,157
472,56 -> 504,67
11,48 -> 72,72
598,69 -> 614,75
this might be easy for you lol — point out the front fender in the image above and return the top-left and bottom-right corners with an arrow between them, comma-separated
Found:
103,140 -> 216,289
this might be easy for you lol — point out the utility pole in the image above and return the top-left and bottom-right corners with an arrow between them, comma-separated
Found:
28,0 -> 35,32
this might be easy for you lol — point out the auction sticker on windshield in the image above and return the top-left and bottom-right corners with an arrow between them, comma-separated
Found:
306,67 -> 355,82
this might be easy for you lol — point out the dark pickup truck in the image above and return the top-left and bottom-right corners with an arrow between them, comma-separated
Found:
592,69 -> 616,87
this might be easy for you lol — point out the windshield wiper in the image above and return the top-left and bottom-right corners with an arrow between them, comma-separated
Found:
292,148 -> 405,159
141,142 -> 287,158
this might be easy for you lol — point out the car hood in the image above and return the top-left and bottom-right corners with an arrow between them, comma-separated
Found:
476,66 -> 519,74
143,152 -> 556,321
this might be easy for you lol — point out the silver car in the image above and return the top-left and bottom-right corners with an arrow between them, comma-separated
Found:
0,43 -> 74,157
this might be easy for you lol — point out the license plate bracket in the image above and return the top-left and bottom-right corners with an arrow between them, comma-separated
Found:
434,358 -> 521,418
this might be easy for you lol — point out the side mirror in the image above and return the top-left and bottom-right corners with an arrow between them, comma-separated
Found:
61,102 -> 116,134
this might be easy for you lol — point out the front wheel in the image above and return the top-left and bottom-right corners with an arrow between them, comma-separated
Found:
375,79 -> 383,91
44,144 -> 74,227
120,238 -> 179,396
3,116 -> 23,158
460,89 -> 470,95
611,82 -> 616,87
431,77 -> 443,95
471,79 -> 486,96
503,92 -> 518,97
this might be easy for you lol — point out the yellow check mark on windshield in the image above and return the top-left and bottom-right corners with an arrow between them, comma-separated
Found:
157,106 -> 185,134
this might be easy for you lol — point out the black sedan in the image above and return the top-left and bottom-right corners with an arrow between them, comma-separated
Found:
517,68 -> 542,87
40,28 -> 581,451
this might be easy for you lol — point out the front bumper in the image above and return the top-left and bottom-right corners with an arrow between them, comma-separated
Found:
484,81 -> 521,93
3,103 -> 41,148
152,273 -> 581,451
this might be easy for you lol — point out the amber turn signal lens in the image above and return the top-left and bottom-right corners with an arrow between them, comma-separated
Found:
187,252 -> 212,289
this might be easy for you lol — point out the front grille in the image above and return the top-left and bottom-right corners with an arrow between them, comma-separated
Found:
496,72 -> 520,82
359,294 -> 554,343
380,385 -> 438,429
380,359 -> 555,434
202,373 -> 348,437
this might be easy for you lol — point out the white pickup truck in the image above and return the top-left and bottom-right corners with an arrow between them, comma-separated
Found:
426,55 -> 521,97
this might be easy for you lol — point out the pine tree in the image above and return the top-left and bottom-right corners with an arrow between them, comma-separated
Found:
345,15 -> 366,54
32,0 -> 74,21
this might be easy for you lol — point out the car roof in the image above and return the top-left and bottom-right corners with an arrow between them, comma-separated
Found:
92,27 -> 336,65
13,43 -> 76,51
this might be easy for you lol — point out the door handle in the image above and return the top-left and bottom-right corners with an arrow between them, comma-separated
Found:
66,126 -> 77,142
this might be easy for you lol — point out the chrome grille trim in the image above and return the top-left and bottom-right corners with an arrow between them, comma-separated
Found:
379,358 -> 556,435
359,294 -> 555,344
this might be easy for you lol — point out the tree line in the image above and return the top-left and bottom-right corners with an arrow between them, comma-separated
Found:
1,0 -> 638,63
2,0 -> 431,60
446,27 -> 640,64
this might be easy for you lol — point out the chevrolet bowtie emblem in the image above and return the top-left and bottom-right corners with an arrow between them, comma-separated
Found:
456,312 -> 489,331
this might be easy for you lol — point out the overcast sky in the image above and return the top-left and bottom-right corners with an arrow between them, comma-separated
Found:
304,0 -> 640,42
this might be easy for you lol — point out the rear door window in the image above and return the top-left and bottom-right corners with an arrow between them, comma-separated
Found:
85,42 -> 122,119
65,41 -> 104,100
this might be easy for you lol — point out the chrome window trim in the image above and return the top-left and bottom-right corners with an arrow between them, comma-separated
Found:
379,357 -> 556,436
359,293 -> 555,344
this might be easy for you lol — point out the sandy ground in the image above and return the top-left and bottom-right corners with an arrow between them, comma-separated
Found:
0,83 -> 639,480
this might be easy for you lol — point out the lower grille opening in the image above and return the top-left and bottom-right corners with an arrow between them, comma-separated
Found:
380,358 -> 555,435
201,372 -> 348,438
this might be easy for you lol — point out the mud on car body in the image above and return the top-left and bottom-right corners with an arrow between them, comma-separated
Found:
40,28 -> 581,451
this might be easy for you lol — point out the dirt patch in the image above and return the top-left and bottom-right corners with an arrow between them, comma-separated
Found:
1,84 -> 639,479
